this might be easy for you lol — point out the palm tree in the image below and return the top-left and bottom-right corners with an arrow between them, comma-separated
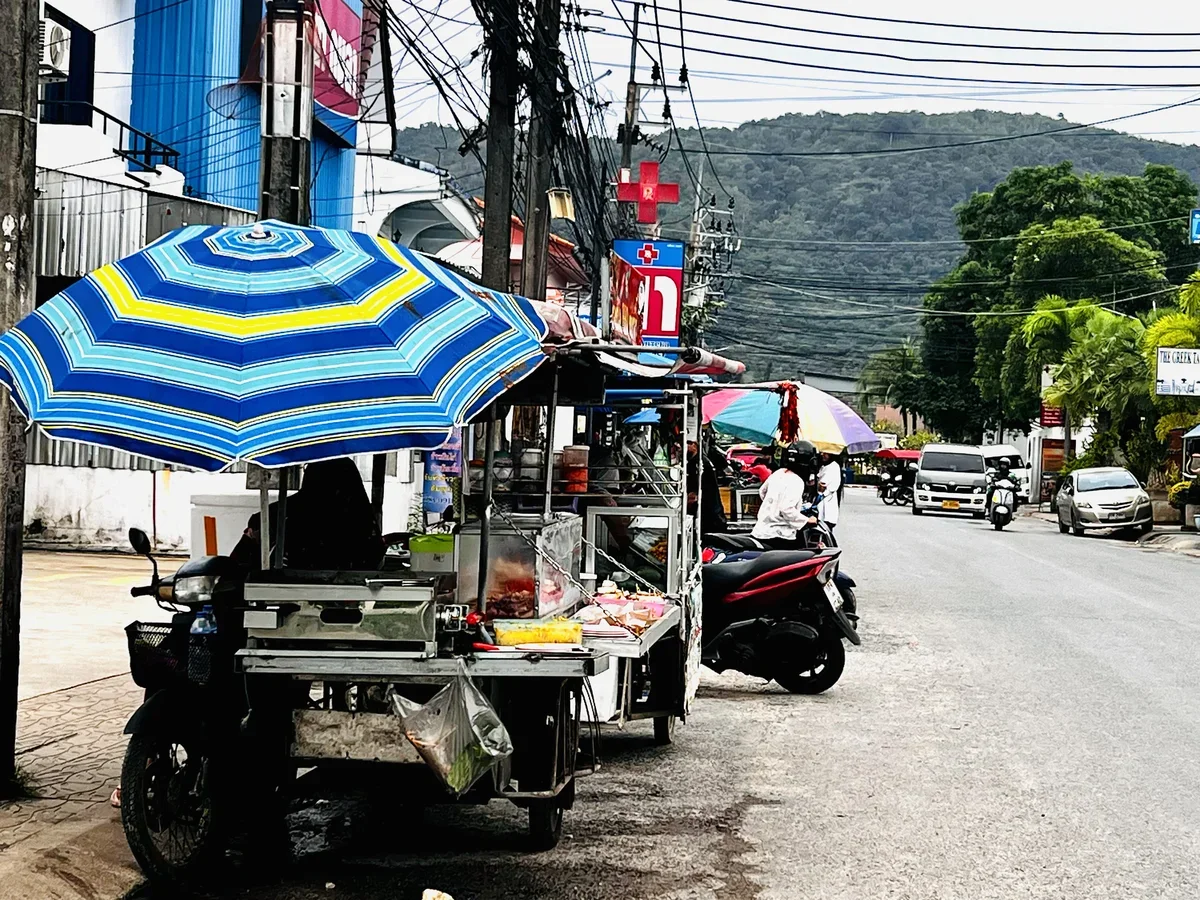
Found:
1144,272 -> 1200,438
1044,311 -> 1147,437
858,338 -> 920,435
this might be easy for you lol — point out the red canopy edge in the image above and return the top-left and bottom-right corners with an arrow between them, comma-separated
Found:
876,448 -> 920,460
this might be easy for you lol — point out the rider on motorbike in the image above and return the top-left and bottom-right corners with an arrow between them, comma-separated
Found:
751,440 -> 822,550
985,457 -> 1019,519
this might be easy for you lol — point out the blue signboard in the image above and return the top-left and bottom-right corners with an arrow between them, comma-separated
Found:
611,239 -> 686,347
1191,209 -> 1200,245
423,429 -> 462,515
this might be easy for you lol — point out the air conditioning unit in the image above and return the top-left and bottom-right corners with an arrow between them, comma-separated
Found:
39,17 -> 70,83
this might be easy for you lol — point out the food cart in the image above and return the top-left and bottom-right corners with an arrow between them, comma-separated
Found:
233,340 -> 741,850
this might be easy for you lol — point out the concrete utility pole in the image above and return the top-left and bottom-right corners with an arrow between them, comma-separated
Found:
518,0 -> 562,303
260,0 -> 314,224
619,2 -> 640,173
0,0 -> 39,792
258,0 -> 315,569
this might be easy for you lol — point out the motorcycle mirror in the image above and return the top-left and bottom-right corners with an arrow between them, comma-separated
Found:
907,462 -> 918,471
986,467 -> 997,476
128,527 -> 152,557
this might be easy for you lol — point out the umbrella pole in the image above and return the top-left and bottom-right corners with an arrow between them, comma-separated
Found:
543,366 -> 558,517
476,417 -> 497,615
274,468 -> 289,569
259,481 -> 271,571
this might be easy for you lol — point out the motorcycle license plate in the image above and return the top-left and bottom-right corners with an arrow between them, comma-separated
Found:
823,579 -> 843,611
941,500 -> 960,510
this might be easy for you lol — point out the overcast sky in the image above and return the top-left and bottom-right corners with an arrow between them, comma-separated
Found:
390,0 -> 1200,146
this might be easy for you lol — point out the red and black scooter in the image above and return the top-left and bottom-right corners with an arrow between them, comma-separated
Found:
700,547 -> 860,693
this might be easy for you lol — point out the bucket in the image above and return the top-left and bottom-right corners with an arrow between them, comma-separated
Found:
563,445 -> 589,494
519,448 -> 545,482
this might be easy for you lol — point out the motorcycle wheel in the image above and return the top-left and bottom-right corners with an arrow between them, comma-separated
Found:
881,490 -> 895,506
993,520 -> 1004,531
774,636 -> 846,695
121,732 -> 225,886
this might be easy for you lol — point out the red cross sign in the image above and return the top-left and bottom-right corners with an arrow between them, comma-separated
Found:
616,161 -> 680,224
636,243 -> 659,265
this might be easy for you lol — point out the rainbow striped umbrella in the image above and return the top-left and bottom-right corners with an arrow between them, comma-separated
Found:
0,221 -> 548,471
703,382 -> 880,454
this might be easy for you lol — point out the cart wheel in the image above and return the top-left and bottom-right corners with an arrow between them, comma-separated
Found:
528,798 -> 565,851
653,714 -> 677,746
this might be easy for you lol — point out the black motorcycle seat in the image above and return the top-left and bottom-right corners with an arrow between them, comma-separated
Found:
702,550 -> 819,598
704,533 -> 765,551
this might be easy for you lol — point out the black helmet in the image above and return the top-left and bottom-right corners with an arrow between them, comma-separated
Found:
780,440 -> 820,477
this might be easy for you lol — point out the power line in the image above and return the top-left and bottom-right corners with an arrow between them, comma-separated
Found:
94,0 -> 193,32
611,1 -> 1200,56
726,0 -> 1200,38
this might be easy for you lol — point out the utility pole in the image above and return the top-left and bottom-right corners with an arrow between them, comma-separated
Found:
479,0 -> 519,293
0,0 -> 39,792
619,2 -> 640,173
260,0 -> 314,225
518,0 -> 562,303
257,0 -> 314,569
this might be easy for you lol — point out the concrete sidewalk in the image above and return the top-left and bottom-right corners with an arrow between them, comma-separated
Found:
1021,507 -> 1200,555
0,675 -> 142,900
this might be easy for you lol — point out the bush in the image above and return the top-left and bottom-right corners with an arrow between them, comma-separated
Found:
899,429 -> 940,450
1168,479 -> 1200,509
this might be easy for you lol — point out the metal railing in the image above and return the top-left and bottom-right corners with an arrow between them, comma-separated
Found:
38,99 -> 180,172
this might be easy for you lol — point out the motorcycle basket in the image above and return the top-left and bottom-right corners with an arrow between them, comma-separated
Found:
125,622 -> 188,688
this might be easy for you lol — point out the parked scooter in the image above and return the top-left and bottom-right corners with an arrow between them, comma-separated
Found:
700,547 -> 861,693
119,529 -> 289,885
878,471 -> 896,505
986,469 -> 1017,531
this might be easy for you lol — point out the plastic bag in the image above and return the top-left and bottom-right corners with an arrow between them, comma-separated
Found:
389,674 -> 514,797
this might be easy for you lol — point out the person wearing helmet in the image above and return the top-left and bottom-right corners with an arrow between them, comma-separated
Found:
817,450 -> 844,533
751,441 -> 820,549
986,456 -> 1018,519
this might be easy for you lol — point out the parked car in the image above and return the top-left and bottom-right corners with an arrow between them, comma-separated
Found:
1054,467 -> 1153,536
912,444 -> 989,517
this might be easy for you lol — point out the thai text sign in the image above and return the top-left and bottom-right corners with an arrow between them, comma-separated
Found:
612,239 -> 684,347
423,429 -> 462,515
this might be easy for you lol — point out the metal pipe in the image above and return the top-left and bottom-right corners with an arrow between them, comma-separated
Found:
476,418 -> 497,615
371,454 -> 387,531
543,367 -> 559,516
259,481 -> 271,570
274,468 -> 289,569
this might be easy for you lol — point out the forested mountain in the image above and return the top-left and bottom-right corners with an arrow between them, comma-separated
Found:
394,110 -> 1200,379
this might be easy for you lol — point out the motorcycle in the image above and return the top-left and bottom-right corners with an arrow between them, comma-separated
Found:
119,529 -> 291,886
700,547 -> 861,693
986,470 -> 1017,531
878,471 -> 896,505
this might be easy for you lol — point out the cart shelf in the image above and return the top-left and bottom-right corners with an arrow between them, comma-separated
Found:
236,648 -> 610,679
581,605 -> 681,659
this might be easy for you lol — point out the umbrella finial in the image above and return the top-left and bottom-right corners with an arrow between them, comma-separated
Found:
249,223 -> 269,240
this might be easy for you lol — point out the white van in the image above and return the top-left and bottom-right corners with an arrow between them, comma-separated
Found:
912,443 -> 989,517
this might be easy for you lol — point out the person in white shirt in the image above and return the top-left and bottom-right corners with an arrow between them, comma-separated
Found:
817,452 -> 843,532
752,441 -> 821,550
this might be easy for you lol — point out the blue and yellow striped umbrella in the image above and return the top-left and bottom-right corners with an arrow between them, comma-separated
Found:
0,220 -> 548,471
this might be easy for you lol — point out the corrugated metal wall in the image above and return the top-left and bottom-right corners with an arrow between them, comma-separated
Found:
130,0 -> 257,213
310,132 -> 354,229
36,169 -> 146,278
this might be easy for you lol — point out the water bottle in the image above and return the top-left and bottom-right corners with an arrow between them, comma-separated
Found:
190,604 -> 217,635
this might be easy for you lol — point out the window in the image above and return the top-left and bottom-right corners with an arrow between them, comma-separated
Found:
920,452 -> 985,474
1076,470 -> 1139,492
40,5 -> 95,126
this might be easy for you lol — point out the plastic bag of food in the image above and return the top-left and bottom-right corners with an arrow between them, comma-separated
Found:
389,674 -> 513,797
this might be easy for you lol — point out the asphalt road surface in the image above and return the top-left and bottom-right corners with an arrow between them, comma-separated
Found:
191,491 -> 1200,900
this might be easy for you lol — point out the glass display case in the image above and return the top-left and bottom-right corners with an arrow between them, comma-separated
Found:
458,513 -> 583,619
584,506 -> 680,595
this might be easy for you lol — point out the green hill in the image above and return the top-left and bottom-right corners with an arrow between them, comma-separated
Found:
393,110 -> 1200,379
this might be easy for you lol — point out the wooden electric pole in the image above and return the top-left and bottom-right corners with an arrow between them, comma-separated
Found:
0,0 -> 39,792
479,0 -> 519,293
518,0 -> 561,303
260,0 -> 314,225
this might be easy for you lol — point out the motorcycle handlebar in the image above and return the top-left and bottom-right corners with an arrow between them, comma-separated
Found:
130,584 -> 155,598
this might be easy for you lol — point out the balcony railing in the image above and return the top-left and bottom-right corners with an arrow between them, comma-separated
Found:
38,99 -> 180,173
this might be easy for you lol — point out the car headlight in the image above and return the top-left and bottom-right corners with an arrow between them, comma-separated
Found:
918,483 -> 930,491
174,575 -> 217,605
972,486 -> 984,494
1075,501 -> 1092,509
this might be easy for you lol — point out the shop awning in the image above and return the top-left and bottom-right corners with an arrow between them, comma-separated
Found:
876,448 -> 920,460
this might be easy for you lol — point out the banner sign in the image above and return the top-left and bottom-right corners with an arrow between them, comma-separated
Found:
1155,347 -> 1200,396
612,239 -> 684,347
423,429 -> 462,515
608,251 -> 645,345
1039,402 -> 1064,427
312,0 -> 364,120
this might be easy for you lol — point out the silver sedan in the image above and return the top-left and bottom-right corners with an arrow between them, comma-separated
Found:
1055,466 -> 1153,536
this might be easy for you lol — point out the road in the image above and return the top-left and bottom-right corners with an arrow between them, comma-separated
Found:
182,490 -> 1200,900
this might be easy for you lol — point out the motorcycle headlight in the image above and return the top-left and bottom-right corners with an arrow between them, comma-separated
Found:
174,575 -> 218,605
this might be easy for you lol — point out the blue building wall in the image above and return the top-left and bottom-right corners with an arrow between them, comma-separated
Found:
131,0 -> 355,227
